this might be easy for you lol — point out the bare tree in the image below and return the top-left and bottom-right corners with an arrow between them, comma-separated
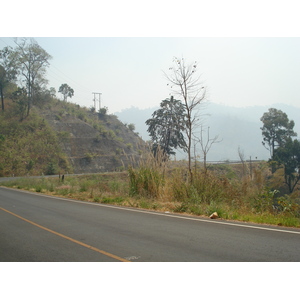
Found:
197,126 -> 221,172
164,57 -> 206,181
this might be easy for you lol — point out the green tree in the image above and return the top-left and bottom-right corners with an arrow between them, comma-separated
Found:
14,38 -> 52,116
99,106 -> 108,115
146,96 -> 187,157
49,87 -> 56,98
58,83 -> 74,102
11,87 -> 28,121
274,138 -> 300,193
164,57 -> 206,180
128,123 -> 135,131
29,84 -> 48,107
45,162 -> 56,175
260,108 -> 297,160
0,46 -> 18,111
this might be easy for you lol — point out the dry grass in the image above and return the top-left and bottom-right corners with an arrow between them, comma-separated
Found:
1,157 -> 300,228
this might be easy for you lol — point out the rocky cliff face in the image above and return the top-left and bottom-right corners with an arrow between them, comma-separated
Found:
40,103 -> 146,174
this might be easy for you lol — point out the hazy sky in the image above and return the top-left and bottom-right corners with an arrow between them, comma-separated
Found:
1,37 -> 300,113
2,1 -> 300,113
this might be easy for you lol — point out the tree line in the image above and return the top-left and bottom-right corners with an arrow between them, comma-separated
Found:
0,38 -> 74,119
146,58 -> 299,194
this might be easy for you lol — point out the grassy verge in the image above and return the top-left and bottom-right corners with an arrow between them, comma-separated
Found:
1,167 -> 300,228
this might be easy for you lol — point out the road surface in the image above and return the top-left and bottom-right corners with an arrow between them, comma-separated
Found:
1,186 -> 300,261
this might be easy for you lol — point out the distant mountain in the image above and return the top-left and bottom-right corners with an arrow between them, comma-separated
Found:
114,106 -> 153,141
115,103 -> 300,162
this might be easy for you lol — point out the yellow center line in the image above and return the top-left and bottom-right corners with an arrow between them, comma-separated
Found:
0,206 -> 130,262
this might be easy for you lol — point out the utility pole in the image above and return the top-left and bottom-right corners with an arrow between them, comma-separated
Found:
92,92 -> 102,111
92,93 -> 96,110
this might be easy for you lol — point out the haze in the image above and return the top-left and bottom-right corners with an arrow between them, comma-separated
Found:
1,37 -> 299,114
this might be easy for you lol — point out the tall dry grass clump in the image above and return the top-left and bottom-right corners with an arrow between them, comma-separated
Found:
128,153 -> 277,215
128,147 -> 168,198
166,168 -> 244,216
128,148 -> 244,205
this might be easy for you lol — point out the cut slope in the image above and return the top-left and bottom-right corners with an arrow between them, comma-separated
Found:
39,100 -> 146,174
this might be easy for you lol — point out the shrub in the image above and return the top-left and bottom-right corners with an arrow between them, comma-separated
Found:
99,107 -> 108,115
35,186 -> 42,192
128,123 -> 135,131
115,148 -> 122,155
26,160 -> 34,171
84,153 -> 94,163
77,111 -> 86,121
277,195 -> 300,217
45,162 -> 56,175
101,196 -> 125,204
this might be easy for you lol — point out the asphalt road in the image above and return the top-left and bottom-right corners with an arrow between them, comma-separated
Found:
1,186 -> 300,262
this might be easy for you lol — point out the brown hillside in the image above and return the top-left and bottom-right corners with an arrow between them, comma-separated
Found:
39,101 -> 146,174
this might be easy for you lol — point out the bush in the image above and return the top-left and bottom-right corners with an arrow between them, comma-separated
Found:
45,162 -> 56,175
277,195 -> 300,217
248,189 -> 279,214
77,111 -> 86,121
84,153 -> 94,163
99,107 -> 108,115
26,160 -> 34,171
128,123 -> 135,131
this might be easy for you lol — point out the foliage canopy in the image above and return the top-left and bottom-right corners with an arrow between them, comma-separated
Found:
146,96 -> 187,157
14,38 -> 52,116
58,83 -> 74,102
260,108 -> 297,159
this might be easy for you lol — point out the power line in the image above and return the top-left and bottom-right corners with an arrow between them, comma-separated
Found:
0,38 -> 93,95
50,64 -> 92,93
46,69 -> 91,97
0,37 -> 102,107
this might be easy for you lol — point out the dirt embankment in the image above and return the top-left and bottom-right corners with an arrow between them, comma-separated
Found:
42,108 -> 146,174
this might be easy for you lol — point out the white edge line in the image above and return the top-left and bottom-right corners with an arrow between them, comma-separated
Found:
1,186 -> 300,235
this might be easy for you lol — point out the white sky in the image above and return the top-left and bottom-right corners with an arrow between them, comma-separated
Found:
1,1 -> 300,114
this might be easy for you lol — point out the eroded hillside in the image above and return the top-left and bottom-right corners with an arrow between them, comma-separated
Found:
39,100 -> 146,174
0,99 -> 146,176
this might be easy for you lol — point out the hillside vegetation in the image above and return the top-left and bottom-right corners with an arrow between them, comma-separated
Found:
0,101 -> 71,176
0,98 -> 146,176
